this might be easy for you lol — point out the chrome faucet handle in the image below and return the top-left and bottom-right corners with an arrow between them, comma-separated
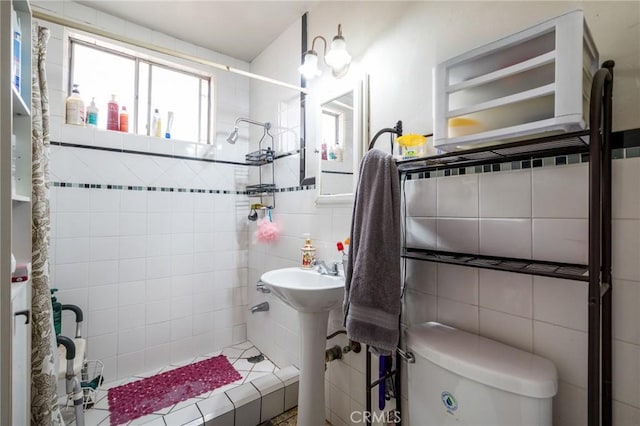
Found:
312,259 -> 340,276
328,261 -> 340,275
256,280 -> 271,293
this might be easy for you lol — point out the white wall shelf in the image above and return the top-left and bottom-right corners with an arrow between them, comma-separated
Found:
12,86 -> 30,117
11,195 -> 30,203
1,0 -> 32,424
434,10 -> 599,152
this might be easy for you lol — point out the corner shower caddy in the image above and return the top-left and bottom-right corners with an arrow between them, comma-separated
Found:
364,61 -> 614,426
245,139 -> 276,208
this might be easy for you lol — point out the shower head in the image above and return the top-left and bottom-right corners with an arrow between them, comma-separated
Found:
226,127 -> 239,144
227,118 -> 271,146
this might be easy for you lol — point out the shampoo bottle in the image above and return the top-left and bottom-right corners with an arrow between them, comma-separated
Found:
119,106 -> 129,132
86,97 -> 98,127
165,111 -> 174,138
301,234 -> 316,269
107,95 -> 119,131
151,108 -> 162,137
335,143 -> 343,162
65,84 -> 85,126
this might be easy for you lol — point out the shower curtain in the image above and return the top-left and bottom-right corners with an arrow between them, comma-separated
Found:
30,24 -> 63,426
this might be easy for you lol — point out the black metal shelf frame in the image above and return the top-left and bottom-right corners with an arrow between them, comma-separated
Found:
402,248 -> 589,282
364,61 -> 614,426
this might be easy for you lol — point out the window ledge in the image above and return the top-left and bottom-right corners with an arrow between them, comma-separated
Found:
59,124 -> 216,160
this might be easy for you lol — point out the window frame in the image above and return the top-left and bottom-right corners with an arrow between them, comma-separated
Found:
68,37 -> 213,144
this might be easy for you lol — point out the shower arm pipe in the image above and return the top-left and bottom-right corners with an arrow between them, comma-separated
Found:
234,118 -> 273,152
234,117 -> 272,131
367,120 -> 403,152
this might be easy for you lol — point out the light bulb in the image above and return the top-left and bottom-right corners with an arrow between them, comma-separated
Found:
325,37 -> 351,70
298,51 -> 322,79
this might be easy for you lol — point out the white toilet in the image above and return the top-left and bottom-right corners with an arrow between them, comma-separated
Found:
405,322 -> 558,426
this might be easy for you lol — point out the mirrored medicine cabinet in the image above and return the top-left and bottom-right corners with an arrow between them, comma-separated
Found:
313,75 -> 369,205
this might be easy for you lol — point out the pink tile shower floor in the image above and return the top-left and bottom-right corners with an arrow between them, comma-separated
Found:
108,355 -> 241,424
60,341 -> 279,426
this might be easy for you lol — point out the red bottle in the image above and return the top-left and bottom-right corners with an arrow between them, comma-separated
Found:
107,94 -> 119,131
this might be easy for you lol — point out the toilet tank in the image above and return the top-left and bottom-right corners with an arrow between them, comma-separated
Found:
405,322 -> 557,426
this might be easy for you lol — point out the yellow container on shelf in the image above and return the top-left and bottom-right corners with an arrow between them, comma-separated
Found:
447,117 -> 484,138
396,134 -> 427,159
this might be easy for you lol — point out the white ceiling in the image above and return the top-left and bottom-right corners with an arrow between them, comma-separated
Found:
78,1 -> 317,62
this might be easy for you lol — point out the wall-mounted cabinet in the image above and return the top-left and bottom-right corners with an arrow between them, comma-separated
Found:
1,0 -> 32,424
434,10 -> 598,151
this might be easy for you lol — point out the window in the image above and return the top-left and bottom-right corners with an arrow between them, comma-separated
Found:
322,110 -> 339,147
69,38 -> 212,143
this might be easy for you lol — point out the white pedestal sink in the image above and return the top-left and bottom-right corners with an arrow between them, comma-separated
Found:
260,267 -> 345,426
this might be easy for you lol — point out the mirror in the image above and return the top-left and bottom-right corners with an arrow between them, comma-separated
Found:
315,76 -> 368,205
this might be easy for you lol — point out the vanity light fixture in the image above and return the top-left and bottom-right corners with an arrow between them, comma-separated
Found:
299,24 -> 352,80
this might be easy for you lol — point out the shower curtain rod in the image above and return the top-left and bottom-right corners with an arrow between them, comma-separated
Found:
32,9 -> 308,94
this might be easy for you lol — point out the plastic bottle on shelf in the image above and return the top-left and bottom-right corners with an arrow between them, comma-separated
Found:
107,95 -> 119,131
65,84 -> 85,126
334,143 -> 343,162
321,143 -> 328,160
151,109 -> 162,137
165,111 -> 174,138
12,10 -> 21,92
86,97 -> 98,127
119,106 -> 129,132
328,143 -> 336,160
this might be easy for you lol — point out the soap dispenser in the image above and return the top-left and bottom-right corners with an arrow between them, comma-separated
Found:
301,234 -> 316,269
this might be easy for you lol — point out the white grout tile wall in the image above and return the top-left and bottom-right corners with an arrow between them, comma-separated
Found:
402,157 -> 640,426
51,185 -> 250,380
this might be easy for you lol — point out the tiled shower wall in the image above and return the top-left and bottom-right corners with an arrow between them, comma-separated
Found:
36,1 -> 255,381
50,176 -> 249,381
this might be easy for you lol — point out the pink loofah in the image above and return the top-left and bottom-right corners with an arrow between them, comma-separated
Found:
254,217 -> 280,243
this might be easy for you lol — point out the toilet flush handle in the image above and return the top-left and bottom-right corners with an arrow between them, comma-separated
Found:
396,348 -> 415,363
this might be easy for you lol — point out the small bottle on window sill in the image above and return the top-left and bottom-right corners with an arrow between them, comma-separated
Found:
119,106 -> 129,133
107,94 -> 119,131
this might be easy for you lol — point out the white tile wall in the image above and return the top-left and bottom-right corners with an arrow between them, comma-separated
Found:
479,218 -> 532,258
436,218 -> 479,253
437,174 -> 478,217
51,185 -> 249,380
397,158 -> 640,426
478,269 -> 532,318
479,169 -> 531,218
532,164 -> 589,218
478,308 -> 533,352
532,218 -> 588,264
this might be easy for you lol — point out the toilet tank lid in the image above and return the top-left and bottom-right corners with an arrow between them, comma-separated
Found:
405,322 -> 557,398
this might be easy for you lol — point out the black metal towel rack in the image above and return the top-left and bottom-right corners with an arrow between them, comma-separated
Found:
363,60 -> 614,426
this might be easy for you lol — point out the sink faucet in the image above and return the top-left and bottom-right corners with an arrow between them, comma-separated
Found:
312,259 -> 340,276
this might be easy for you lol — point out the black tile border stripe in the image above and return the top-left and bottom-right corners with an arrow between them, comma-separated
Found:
405,145 -> 640,181
51,181 -> 315,195
49,141 -> 300,166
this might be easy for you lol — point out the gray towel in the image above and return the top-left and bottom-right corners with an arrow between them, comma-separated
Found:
343,148 -> 401,355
